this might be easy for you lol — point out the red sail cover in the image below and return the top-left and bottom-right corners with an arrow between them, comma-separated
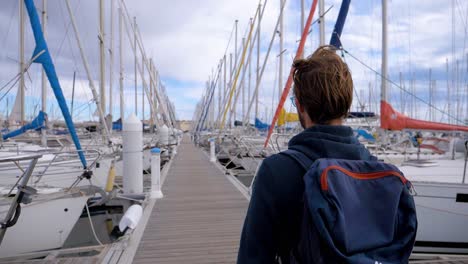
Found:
380,100 -> 468,132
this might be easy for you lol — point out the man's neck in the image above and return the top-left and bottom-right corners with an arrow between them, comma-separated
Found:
304,118 -> 343,129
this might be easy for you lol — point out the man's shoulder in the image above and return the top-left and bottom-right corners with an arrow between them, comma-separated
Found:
260,151 -> 306,181
255,151 -> 306,207
263,151 -> 298,168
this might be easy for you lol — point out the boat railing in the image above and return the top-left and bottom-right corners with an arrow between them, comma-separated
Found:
0,148 -> 101,186
270,133 -> 293,153
0,153 -> 43,245
32,149 -> 101,184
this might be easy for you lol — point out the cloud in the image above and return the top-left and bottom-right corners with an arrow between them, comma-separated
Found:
0,0 -> 466,123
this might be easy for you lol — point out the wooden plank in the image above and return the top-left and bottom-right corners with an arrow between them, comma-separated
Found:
132,136 -> 248,263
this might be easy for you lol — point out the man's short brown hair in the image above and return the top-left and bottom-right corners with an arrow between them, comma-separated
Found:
292,45 -> 353,124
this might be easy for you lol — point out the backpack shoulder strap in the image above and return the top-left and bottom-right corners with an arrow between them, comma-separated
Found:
281,149 -> 314,171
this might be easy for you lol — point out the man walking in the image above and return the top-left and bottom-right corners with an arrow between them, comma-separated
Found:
237,46 -> 416,263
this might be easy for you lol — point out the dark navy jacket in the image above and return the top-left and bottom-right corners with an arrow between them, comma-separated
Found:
237,125 -> 375,263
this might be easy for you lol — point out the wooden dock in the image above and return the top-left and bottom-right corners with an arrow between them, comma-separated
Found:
132,137 -> 248,263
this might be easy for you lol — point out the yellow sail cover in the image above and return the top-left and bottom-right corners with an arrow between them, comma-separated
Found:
278,108 -> 299,126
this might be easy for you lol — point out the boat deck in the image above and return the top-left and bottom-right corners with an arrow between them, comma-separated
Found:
132,137 -> 249,263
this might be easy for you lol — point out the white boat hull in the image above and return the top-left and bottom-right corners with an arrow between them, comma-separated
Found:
0,194 -> 89,258
413,181 -> 468,254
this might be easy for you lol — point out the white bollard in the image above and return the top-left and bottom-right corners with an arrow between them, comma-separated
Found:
123,114 -> 143,194
159,125 -> 169,145
151,148 -> 163,198
209,138 -> 216,162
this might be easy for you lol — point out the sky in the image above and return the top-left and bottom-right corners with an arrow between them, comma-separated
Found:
0,0 -> 467,125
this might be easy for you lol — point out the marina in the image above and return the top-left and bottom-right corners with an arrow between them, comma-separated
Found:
0,0 -> 467,263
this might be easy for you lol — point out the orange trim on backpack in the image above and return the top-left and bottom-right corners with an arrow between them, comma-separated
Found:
320,165 -> 407,191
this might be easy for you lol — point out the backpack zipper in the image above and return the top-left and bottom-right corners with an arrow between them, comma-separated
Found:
320,165 -> 407,191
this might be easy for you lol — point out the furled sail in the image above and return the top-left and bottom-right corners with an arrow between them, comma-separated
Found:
380,100 -> 468,132
8,90 -> 22,123
277,108 -> 299,126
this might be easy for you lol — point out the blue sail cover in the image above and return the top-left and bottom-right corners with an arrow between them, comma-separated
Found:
255,118 -> 270,131
24,0 -> 87,168
355,129 -> 375,142
329,0 -> 351,49
112,118 -> 122,131
2,111 -> 46,140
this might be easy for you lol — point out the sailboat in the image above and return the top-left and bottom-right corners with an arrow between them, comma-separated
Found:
0,0 -> 100,257
378,0 -> 468,254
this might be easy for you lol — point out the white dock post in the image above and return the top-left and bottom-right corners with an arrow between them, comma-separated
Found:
123,114 -> 143,193
151,147 -> 163,198
209,138 -> 216,162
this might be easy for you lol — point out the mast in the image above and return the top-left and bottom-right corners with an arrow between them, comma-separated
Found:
279,0 -> 284,102
223,55 -> 227,106
119,7 -> 124,121
235,20 -> 238,71
263,0 -> 318,147
233,20 -> 238,125
218,58 -> 222,127
301,0 -> 305,37
399,72 -> 403,114
381,0 -> 388,105
71,71 -> 76,116
255,3 -> 261,120
41,0 -> 47,146
151,59 -> 158,128
242,37 -> 246,124
248,33 -> 252,128
134,17 -> 138,116
109,0 -> 114,127
229,52 -> 233,127
149,59 -> 154,131
99,0 -> 106,116
432,79 -> 436,121
368,82 -> 372,113
456,59 -> 459,124
65,0 -> 110,142
428,68 -> 432,121
319,0 -> 325,45
142,57 -> 145,123
19,0 -> 25,123
446,58 -> 450,124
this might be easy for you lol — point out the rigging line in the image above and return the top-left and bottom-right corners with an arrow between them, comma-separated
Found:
455,0 -> 468,33
0,75 -> 21,102
55,0 -> 82,60
58,0 -> 83,76
302,5 -> 333,38
223,21 -> 237,60
84,203 -> 104,246
0,73 -> 21,94
341,48 -> 466,125
339,51 -> 374,129
0,50 -> 45,102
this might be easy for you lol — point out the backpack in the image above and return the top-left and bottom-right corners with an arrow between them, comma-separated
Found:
282,149 -> 418,264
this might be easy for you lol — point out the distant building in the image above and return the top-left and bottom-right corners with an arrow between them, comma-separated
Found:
176,120 -> 193,132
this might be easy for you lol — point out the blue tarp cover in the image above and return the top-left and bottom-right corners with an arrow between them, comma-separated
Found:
2,111 -> 46,140
24,0 -> 87,168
